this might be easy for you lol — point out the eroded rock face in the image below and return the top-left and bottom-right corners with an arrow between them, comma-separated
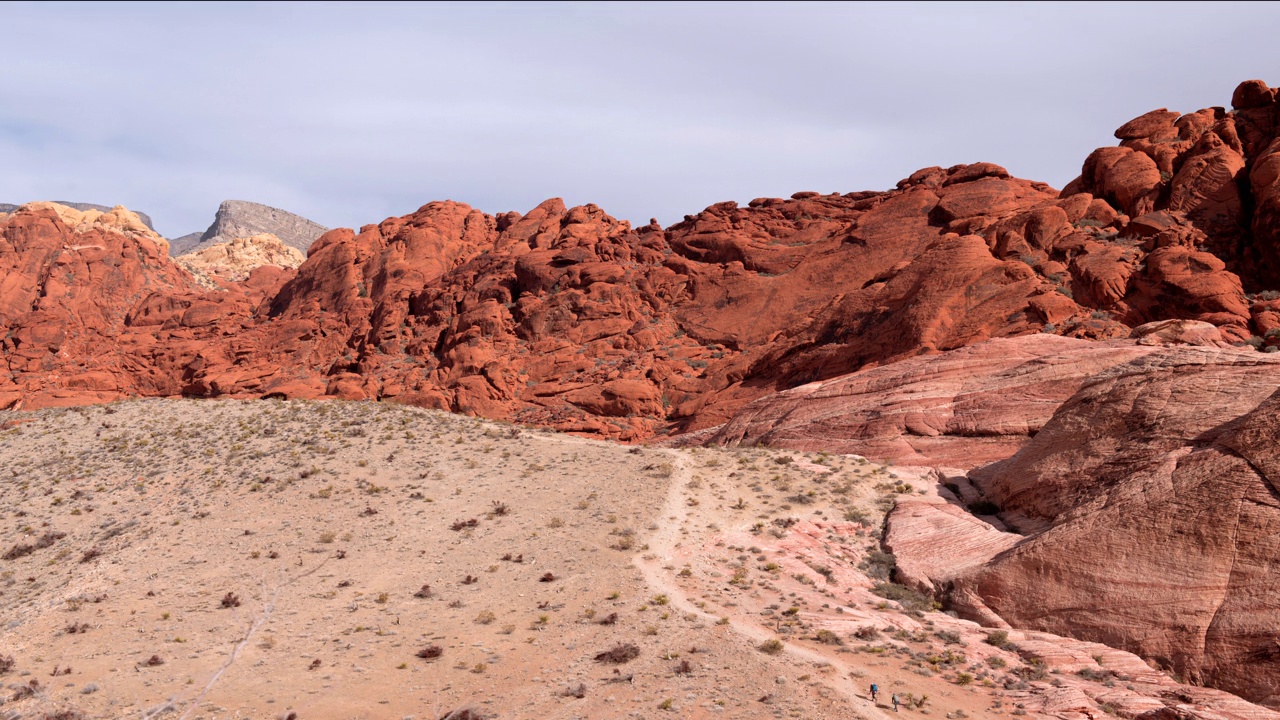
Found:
0,201 -> 156,231
701,334 -> 1160,468
0,203 -> 206,409
4,80 -> 1280,440
176,233 -> 305,283
171,199 -> 328,255
916,346 -> 1280,706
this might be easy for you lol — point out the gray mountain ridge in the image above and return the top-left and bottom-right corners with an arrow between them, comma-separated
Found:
171,200 -> 328,256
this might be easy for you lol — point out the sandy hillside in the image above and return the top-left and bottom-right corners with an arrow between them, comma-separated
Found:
1,400 -> 1273,720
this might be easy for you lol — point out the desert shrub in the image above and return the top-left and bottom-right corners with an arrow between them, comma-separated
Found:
870,582 -> 939,613
40,711 -> 86,720
417,644 -> 443,659
757,639 -> 784,655
815,629 -> 842,645
438,707 -> 485,720
220,592 -> 241,608
843,508 -> 870,524
0,654 -> 14,673
985,630 -> 1010,648
1013,661 -> 1049,681
859,549 -> 896,580
853,626 -> 881,640
595,643 -> 641,664
1077,667 -> 1115,681
935,630 -> 963,645
4,531 -> 66,560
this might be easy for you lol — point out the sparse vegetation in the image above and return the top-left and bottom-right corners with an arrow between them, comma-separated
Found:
870,581 -> 939,613
757,638 -> 784,655
985,630 -> 1011,648
594,643 -> 641,664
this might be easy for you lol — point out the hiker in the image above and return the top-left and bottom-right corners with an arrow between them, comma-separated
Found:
869,683 -> 878,702
892,693 -> 900,712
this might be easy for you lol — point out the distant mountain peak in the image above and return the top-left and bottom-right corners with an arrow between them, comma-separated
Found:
171,200 -> 328,256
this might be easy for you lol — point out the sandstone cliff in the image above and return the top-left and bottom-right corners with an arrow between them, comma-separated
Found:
0,200 -> 155,231
5,80 -> 1280,430
175,233 -> 305,284
3,80 -> 1280,436
878,340 -> 1280,706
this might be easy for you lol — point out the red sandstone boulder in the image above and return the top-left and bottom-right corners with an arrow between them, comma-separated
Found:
952,347 -> 1280,706
703,335 -> 1156,468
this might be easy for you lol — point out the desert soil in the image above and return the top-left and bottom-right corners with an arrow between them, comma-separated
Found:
0,400 -> 1257,720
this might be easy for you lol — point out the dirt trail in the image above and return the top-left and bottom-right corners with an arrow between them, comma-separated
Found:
633,449 -> 898,720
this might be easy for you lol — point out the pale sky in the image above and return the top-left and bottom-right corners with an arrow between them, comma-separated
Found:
2,1 -> 1278,238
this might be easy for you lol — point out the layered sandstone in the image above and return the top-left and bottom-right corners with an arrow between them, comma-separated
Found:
0,201 -> 156,231
700,334 -> 1160,468
176,232 -> 305,283
884,345 -> 1280,706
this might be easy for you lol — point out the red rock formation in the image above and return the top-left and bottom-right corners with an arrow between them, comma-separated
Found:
3,81 -> 1280,708
934,346 -> 1280,706
700,334 -> 1159,468
4,80 -> 1280,434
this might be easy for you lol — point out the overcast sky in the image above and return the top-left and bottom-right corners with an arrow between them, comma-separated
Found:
2,2 -> 1278,238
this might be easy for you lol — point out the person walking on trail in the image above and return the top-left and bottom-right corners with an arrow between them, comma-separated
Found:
870,683 -> 878,702
892,693 -> 900,712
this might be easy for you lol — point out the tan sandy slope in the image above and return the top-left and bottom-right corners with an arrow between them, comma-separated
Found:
0,400 -> 1274,720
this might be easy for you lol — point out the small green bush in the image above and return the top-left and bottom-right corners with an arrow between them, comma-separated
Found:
870,582 -> 939,613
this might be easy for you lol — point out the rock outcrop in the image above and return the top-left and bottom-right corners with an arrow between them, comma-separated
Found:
5,79 -> 1280,709
885,345 -> 1280,706
701,334 -> 1162,468
171,199 -> 328,255
3,80 -> 1280,436
0,201 -> 155,231
6,74 -> 1280,430
175,233 -> 305,283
